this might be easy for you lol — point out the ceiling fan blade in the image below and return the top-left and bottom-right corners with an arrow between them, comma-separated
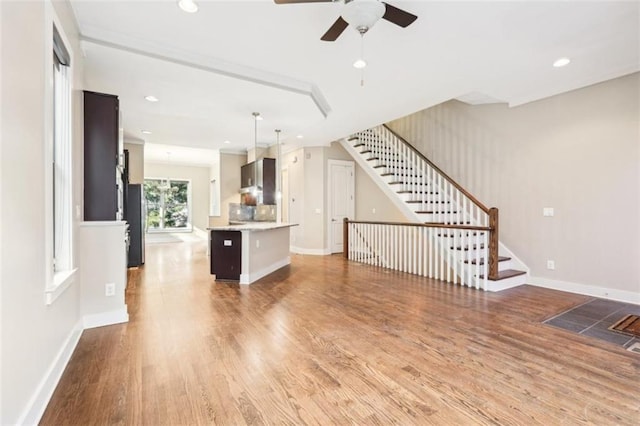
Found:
321,16 -> 349,42
274,0 -> 334,4
382,2 -> 418,28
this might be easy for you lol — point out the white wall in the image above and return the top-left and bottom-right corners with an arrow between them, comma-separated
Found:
209,152 -> 246,227
1,1 -> 85,423
145,162 -> 210,232
389,73 -> 640,301
124,141 -> 144,184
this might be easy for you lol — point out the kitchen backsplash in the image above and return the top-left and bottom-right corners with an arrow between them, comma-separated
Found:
229,203 -> 276,222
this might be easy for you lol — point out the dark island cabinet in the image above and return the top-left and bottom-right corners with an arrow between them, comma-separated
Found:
83,91 -> 122,221
210,231 -> 242,280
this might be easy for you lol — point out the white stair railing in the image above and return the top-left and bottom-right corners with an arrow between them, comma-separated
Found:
345,220 -> 490,290
345,125 -> 501,288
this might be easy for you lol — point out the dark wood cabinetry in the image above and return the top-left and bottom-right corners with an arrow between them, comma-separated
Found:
83,91 -> 122,221
240,158 -> 276,205
210,230 -> 242,280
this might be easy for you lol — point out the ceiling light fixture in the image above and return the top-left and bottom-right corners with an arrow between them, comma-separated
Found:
177,0 -> 198,14
341,0 -> 386,35
296,134 -> 304,139
223,140 -> 231,144
141,130 -> 152,135
553,57 -> 571,68
353,59 -> 367,69
144,95 -> 159,102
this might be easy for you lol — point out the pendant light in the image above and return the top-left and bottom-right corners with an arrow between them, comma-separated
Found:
275,129 -> 282,223
252,112 -> 260,197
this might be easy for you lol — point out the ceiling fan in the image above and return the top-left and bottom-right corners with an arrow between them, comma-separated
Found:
274,0 -> 418,41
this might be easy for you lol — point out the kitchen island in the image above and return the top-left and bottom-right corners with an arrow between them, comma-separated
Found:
208,223 -> 296,284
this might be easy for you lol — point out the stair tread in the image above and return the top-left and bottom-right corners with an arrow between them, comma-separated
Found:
407,200 -> 448,203
452,244 -> 485,251
416,211 -> 459,214
481,269 -> 527,281
438,232 -> 478,237
465,256 -> 511,265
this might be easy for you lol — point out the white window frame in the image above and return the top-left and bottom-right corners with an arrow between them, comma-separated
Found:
44,6 -> 76,305
144,177 -> 193,233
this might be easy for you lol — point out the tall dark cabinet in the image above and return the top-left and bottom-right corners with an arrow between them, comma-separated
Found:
83,91 -> 122,221
126,184 -> 145,267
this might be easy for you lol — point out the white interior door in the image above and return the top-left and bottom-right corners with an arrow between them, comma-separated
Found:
329,160 -> 354,253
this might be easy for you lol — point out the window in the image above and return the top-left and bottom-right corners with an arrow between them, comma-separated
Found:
144,178 -> 192,231
46,23 -> 75,305
53,25 -> 72,272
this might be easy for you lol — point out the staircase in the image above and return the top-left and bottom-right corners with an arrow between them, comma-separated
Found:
340,124 -> 528,291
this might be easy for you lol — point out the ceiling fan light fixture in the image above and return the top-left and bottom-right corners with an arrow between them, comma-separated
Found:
178,0 -> 198,14
341,0 -> 386,34
353,59 -> 367,69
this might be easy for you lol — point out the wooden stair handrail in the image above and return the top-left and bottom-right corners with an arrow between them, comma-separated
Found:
345,217 -> 500,280
346,218 -> 490,231
381,124 -> 490,214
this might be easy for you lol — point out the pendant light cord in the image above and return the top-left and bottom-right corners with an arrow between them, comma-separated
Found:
360,33 -> 365,87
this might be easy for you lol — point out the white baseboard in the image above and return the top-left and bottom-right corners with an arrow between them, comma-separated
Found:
240,257 -> 291,285
529,276 -> 640,305
290,246 -> 331,256
83,307 -> 129,329
17,319 -> 84,425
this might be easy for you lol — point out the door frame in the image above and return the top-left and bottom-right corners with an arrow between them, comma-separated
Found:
327,159 -> 355,253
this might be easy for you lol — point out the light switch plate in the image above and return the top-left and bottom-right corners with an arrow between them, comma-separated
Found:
543,207 -> 554,217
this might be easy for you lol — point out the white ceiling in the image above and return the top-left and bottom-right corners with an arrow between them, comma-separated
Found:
72,0 -> 640,156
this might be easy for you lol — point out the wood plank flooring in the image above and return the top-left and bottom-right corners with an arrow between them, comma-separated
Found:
41,238 -> 640,425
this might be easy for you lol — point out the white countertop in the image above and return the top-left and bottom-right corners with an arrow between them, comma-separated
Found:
208,222 -> 298,232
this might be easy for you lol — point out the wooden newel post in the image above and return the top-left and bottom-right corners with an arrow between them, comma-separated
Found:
488,208 -> 499,280
343,218 -> 349,259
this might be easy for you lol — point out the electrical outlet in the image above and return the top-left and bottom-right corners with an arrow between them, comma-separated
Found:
372,208 -> 376,214
105,283 -> 116,297
547,260 -> 555,270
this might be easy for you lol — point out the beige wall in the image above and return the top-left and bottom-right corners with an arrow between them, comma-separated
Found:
280,142 -> 407,253
123,142 -> 144,184
388,73 -> 640,297
325,142 -> 407,225
1,1 -> 85,423
145,162 -> 210,232
209,152 -> 246,227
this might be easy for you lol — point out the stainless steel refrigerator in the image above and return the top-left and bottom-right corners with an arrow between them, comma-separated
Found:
126,184 -> 145,267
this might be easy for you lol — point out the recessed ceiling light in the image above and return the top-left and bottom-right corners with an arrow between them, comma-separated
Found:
297,134 -> 303,139
553,57 -> 571,68
223,140 -> 231,144
141,130 -> 152,135
144,95 -> 159,102
353,59 -> 367,69
178,0 -> 198,13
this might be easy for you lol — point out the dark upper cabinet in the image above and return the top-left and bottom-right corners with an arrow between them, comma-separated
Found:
240,161 -> 255,188
240,158 -> 276,205
83,91 -> 121,221
261,158 -> 276,205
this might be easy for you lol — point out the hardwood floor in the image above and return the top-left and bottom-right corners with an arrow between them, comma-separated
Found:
41,238 -> 639,425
